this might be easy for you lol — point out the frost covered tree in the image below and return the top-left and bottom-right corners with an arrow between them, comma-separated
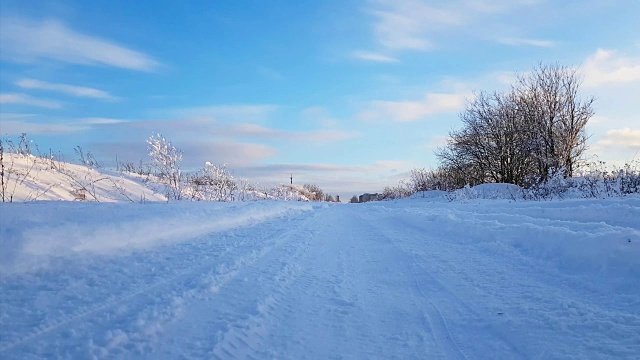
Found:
187,162 -> 236,201
303,183 -> 324,201
147,134 -> 182,200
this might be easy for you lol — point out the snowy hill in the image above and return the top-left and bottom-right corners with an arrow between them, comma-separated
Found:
1,153 -> 167,202
0,154 -> 321,203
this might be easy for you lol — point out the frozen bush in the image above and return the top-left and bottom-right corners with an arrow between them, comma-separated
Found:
147,134 -> 182,200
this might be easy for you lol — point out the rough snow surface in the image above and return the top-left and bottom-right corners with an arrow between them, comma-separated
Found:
1,198 -> 639,359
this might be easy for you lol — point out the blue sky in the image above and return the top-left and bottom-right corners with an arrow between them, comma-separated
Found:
1,0 -> 639,198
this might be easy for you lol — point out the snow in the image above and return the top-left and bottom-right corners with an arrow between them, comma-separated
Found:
1,196 -> 639,359
1,153 -> 166,202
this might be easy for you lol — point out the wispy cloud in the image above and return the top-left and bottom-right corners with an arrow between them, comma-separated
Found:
583,49 -> 640,88
351,51 -> 399,63
223,123 -> 357,143
0,115 -> 130,135
121,117 -> 356,144
237,160 -> 410,176
360,92 -> 468,122
498,37 -> 556,48
167,105 -> 278,123
0,120 -> 86,134
363,0 -> 539,53
92,140 -> 277,168
0,93 -> 63,109
79,117 -> 130,125
0,17 -> 159,71
367,0 -> 459,51
182,141 -> 277,166
15,79 -> 116,100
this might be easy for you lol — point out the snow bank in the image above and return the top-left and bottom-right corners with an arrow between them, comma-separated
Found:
407,184 -> 523,202
386,197 -> 640,281
447,183 -> 522,201
1,153 -> 166,202
409,190 -> 448,200
0,201 -> 315,274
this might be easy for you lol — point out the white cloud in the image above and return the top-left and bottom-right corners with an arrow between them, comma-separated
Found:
0,120 -> 86,134
351,51 -> 399,63
583,49 -> 640,88
367,0 -> 458,51
90,115 -> 355,144
182,141 -> 277,167
224,123 -> 357,143
0,93 -> 63,109
0,17 -> 159,71
363,0 -> 540,53
133,111 -> 355,144
93,140 -> 277,169
0,115 -> 131,135
498,37 -> 556,48
168,105 -> 278,123
15,79 -> 116,100
79,117 -> 129,125
360,93 -> 468,122
595,128 -> 640,150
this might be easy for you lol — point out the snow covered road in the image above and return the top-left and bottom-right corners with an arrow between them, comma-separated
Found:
1,199 -> 639,359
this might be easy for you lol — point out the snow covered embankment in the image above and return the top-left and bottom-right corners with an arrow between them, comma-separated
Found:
1,153 -> 166,202
0,201 -> 314,275
383,197 -> 640,288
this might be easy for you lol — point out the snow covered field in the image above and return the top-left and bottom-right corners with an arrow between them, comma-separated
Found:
1,197 -> 639,359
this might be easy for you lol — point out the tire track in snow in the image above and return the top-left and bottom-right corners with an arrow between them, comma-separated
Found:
0,245 -> 222,354
360,211 -> 470,360
209,218 -> 319,359
374,211 -> 535,360
208,206 -> 371,359
0,208 -> 314,358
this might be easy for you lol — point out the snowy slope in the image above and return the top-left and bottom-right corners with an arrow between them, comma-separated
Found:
1,153 -> 166,202
1,198 -> 639,359
0,153 -> 320,203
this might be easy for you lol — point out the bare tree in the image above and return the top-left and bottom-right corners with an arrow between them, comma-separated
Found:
437,63 -> 594,187
323,193 -> 335,202
515,63 -> 593,178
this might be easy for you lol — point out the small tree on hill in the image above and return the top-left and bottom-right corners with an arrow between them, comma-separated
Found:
147,133 -> 182,200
